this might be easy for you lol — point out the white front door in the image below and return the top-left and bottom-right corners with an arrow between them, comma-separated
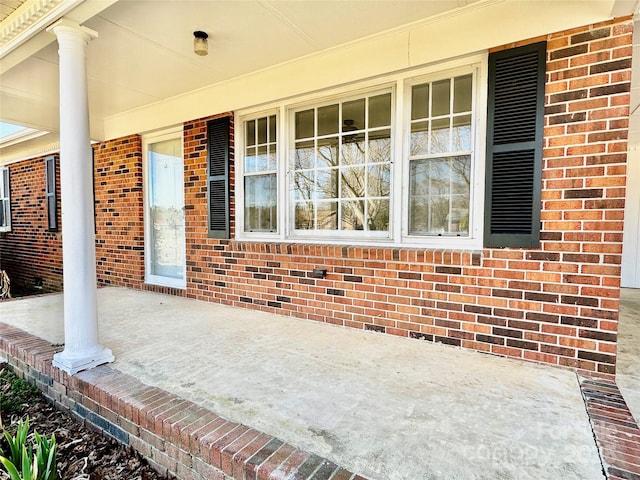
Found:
145,133 -> 186,288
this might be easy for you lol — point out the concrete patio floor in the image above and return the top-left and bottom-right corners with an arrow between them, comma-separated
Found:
1,287 -> 638,480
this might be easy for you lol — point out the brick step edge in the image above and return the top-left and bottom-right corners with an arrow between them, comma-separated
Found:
578,374 -> 640,480
0,322 -> 369,480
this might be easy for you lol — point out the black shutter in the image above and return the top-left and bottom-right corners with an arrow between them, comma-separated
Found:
207,116 -> 230,238
45,156 -> 58,232
484,41 -> 546,248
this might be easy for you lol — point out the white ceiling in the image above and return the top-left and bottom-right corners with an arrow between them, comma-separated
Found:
0,1 -> 478,137
0,0 -> 638,161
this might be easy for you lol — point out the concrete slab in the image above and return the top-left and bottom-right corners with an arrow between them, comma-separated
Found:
618,287 -> 640,423
0,287 -> 604,480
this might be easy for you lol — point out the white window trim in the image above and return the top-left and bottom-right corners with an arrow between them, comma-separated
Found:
0,166 -> 10,232
235,53 -> 488,250
236,110 -> 281,239
142,127 -> 187,289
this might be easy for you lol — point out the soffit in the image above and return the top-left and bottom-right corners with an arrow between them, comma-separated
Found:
0,0 -> 26,22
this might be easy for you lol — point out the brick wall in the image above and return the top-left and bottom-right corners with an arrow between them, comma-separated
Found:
93,135 -> 146,289
0,154 -> 63,292
2,18 -> 632,374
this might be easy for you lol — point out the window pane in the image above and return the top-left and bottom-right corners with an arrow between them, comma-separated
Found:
409,156 -> 470,236
340,167 -> 365,198
269,115 -> 276,142
369,129 -> 390,162
148,138 -> 185,280
294,141 -> 314,169
257,117 -> 267,144
341,200 -> 364,230
341,133 -> 365,165
368,198 -> 389,231
246,120 -> 255,147
318,104 -> 339,136
316,169 -> 338,199
367,164 -> 390,197
245,174 -> 277,232
369,93 -> 391,128
453,115 -> 472,152
342,99 -> 365,132
267,144 -> 277,170
453,74 -> 472,113
431,117 -> 450,154
410,121 -> 429,157
293,171 -> 314,200
256,145 -> 268,171
431,79 -> 451,117
411,83 -> 429,120
317,137 -> 339,167
296,109 -> 314,139
317,201 -> 338,229
0,200 -> 5,226
295,202 -> 314,229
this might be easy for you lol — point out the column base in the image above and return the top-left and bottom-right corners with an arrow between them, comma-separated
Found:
53,346 -> 114,375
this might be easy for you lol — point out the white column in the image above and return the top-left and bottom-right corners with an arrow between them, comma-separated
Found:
49,20 -> 114,374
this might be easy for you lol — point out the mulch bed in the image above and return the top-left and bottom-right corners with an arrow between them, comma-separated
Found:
0,366 -> 174,480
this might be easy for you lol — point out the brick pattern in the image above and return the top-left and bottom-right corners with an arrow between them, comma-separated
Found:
0,154 -> 63,292
579,375 -> 640,480
93,135 -> 146,289
2,19 -> 633,374
0,322 -> 367,480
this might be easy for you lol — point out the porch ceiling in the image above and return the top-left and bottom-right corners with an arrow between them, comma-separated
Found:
0,0 -> 638,162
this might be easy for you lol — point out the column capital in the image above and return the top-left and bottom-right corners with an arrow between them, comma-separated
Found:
46,18 -> 98,41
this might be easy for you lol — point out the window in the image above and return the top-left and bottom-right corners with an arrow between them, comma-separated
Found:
244,115 -> 277,232
45,156 -> 58,232
237,57 -> 488,247
291,92 -> 392,236
408,75 -> 473,236
0,167 -> 10,232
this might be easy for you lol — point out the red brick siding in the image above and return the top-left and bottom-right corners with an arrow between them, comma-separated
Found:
93,135 -> 145,289
0,154 -> 63,292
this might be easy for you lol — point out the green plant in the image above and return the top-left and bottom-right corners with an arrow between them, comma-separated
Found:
0,370 -> 40,418
0,417 -> 57,480
33,432 -> 57,480
3,417 -> 29,468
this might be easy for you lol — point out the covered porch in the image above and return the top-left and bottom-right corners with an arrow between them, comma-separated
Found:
1,286 -> 639,480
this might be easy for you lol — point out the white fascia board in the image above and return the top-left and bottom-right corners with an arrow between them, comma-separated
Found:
104,0 -> 635,140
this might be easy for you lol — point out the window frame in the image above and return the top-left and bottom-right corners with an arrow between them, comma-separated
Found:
235,54 -> 487,249
288,87 -> 395,240
237,111 -> 280,237
402,64 -> 487,249
0,167 -> 10,232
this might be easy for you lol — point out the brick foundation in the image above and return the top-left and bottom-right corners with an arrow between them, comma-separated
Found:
1,18 -> 632,374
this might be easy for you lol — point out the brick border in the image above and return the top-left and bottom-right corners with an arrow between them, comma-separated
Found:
0,322 -> 368,480
578,375 -> 640,480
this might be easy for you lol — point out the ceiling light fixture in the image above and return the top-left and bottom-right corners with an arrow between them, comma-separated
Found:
193,30 -> 208,56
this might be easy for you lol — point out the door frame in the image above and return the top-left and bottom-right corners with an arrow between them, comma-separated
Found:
142,127 -> 187,289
